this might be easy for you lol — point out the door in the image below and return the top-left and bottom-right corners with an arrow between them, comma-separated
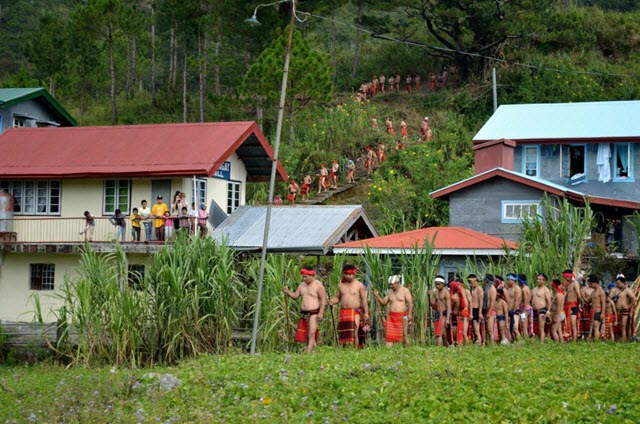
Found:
151,179 -> 172,206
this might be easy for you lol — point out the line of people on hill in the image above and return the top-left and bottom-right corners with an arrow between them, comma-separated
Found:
356,67 -> 456,102
277,159 -> 357,205
285,266 -> 637,353
80,194 -> 209,243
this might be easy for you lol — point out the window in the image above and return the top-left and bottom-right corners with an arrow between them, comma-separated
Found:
13,117 -> 25,128
226,181 -> 241,214
523,146 -> 539,177
103,180 -> 131,215
561,145 -> 586,180
0,180 -> 61,215
191,178 -> 207,208
30,264 -> 55,290
502,201 -> 540,224
613,143 -> 633,181
128,265 -> 145,290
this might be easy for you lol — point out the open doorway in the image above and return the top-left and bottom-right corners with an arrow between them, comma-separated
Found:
562,145 -> 586,181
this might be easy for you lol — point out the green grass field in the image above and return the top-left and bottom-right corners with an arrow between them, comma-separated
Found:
1,342 -> 638,423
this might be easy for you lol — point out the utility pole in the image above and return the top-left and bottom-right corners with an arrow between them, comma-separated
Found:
492,67 -> 498,112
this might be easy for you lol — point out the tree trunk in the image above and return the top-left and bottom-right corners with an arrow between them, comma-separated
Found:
214,41 -> 221,96
80,90 -> 85,120
125,37 -> 131,100
109,28 -> 118,124
151,6 -> 156,105
49,75 -> 55,97
183,46 -> 187,123
289,110 -> 295,143
169,27 -> 177,88
330,12 -> 337,86
351,3 -> 363,79
132,35 -> 137,96
198,31 -> 205,123
257,97 -> 263,132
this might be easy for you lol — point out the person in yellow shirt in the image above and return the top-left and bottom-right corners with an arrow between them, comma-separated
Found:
130,207 -> 142,242
151,195 -> 168,241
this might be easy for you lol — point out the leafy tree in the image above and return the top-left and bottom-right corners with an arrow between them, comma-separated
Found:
242,27 -> 332,141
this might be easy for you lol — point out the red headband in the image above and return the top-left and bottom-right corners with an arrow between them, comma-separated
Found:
552,281 -> 564,295
342,268 -> 357,275
562,272 -> 574,280
300,269 -> 315,276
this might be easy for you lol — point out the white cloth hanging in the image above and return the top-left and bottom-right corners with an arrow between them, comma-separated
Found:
596,143 -> 611,183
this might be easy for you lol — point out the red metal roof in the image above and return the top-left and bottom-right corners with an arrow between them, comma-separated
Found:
431,168 -> 640,210
335,227 -> 518,251
0,122 -> 288,181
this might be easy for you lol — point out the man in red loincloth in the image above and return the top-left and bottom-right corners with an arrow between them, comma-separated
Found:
283,267 -> 326,353
330,160 -> 339,188
429,72 -> 436,91
551,279 -> 566,343
346,159 -> 356,183
379,74 -> 386,92
400,118 -> 408,142
287,179 -> 299,205
374,275 -> 413,347
415,74 -> 421,90
386,117 -> 394,135
615,274 -> 636,342
318,164 -> 329,194
468,274 -> 484,345
377,142 -> 386,164
429,275 -> 451,346
301,174 -> 312,202
449,280 -> 469,345
405,73 -> 412,93
329,264 -> 370,348
587,274 -> 606,340
561,270 -> 584,342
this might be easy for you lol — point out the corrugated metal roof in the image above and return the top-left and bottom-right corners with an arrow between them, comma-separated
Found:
0,88 -> 42,103
0,122 -> 288,181
0,88 -> 77,126
211,205 -> 378,255
473,101 -> 640,142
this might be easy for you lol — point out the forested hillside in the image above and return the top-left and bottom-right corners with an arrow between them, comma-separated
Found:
1,0 -> 639,232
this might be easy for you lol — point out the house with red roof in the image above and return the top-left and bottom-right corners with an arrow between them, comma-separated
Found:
0,121 -> 288,321
334,227 -> 517,281
431,101 -> 640,253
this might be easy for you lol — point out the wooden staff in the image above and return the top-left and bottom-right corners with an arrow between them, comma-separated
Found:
283,271 -> 291,342
330,304 -> 339,346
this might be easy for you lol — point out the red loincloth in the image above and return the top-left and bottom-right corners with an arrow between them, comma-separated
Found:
377,151 -> 385,162
384,311 -> 406,343
330,171 -> 337,180
401,127 -> 408,137
338,308 -> 357,345
455,314 -> 465,344
434,312 -> 444,337
294,314 -> 319,343
580,304 -> 591,339
301,183 -> 310,195
430,81 -> 435,90
287,193 -> 295,203
388,128 -> 395,135
605,313 -> 615,339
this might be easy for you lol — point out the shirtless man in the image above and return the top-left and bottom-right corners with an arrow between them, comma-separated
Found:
405,73 -> 412,93
318,164 -> 329,194
346,159 -> 356,184
385,117 -> 394,135
374,275 -> 413,347
550,279 -> 566,343
614,275 -> 637,342
414,74 -> 421,90
468,274 -> 484,345
400,118 -> 408,142
587,275 -> 606,341
366,147 -> 376,175
372,75 -> 379,96
605,288 -> 618,341
388,75 -> 394,93
495,289 -> 510,344
531,273 -> 551,342
329,264 -> 370,347
462,282 -> 473,345
580,276 -> 594,340
483,274 -> 497,345
301,174 -> 312,201
372,117 -> 379,130
379,74 -> 385,92
283,267 -> 326,353
561,269 -> 584,342
287,179 -> 299,205
519,274 -> 532,338
449,280 -> 469,345
377,142 -> 386,164
506,274 -> 523,341
429,275 -> 451,346
330,160 -> 339,189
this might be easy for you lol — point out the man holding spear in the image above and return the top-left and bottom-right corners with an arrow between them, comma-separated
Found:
374,275 -> 413,347
283,267 -> 326,353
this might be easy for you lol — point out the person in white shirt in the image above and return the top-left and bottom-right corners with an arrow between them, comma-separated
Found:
139,200 -> 153,241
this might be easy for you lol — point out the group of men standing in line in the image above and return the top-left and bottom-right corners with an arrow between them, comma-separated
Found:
284,266 -> 637,353
356,68 -> 454,102
280,159 -> 357,205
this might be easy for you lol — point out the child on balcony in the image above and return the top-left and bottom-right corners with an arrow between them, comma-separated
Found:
130,208 -> 142,242
163,210 -> 175,242
177,206 -> 191,234
79,211 -> 95,242
109,209 -> 126,242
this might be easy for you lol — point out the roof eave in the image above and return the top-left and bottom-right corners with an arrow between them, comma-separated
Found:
2,88 -> 77,126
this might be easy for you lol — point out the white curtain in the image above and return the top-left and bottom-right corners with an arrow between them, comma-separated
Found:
596,143 -> 611,183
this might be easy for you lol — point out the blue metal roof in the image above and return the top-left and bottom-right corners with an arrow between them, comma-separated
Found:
473,100 -> 640,141
211,205 -> 378,255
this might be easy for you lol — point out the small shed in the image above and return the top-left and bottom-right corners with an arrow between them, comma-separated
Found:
333,226 -> 518,280
211,205 -> 377,255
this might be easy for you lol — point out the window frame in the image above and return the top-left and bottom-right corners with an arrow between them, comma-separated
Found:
127,264 -> 146,291
102,179 -> 132,216
522,145 -> 540,178
501,200 -> 541,224
226,180 -> 241,214
30,263 -> 56,291
191,178 -> 207,208
613,143 -> 634,182
560,144 -> 587,180
0,180 -> 61,216
12,117 -> 25,128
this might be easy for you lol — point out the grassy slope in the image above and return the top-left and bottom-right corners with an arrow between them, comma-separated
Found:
1,343 -> 638,423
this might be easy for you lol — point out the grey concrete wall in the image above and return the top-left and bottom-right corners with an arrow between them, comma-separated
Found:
1,100 -> 61,133
448,179 -> 545,241
513,144 -> 640,202
621,217 -> 639,256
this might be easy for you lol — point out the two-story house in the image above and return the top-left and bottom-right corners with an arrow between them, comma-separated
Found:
0,122 -> 288,322
0,88 -> 76,132
431,100 -> 640,252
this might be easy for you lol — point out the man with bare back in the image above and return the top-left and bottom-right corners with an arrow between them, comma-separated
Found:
449,280 -> 469,345
587,275 -> 606,341
561,269 -> 584,342
483,274 -> 497,345
615,275 -> 637,342
551,279 -> 566,343
329,264 -> 370,347
468,274 -> 483,345
283,267 -> 327,353
531,273 -> 551,342
374,275 -> 413,347
506,274 -> 523,341
429,275 -> 450,346
519,274 -> 533,338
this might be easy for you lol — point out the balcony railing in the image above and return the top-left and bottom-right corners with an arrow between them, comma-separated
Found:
0,217 -> 195,244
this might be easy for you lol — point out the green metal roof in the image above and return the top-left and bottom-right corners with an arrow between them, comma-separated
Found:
0,88 -> 77,126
